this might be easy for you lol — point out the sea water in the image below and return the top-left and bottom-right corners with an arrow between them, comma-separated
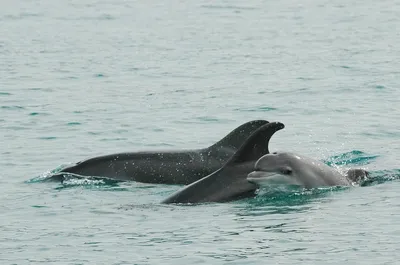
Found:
1,0 -> 400,264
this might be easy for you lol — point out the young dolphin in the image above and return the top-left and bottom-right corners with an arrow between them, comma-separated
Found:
247,151 -> 368,189
53,120 -> 269,185
162,122 -> 285,204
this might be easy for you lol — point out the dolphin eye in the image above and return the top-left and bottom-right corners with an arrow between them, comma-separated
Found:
281,168 -> 292,175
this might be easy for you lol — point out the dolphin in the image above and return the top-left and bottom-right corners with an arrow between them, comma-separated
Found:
161,122 -> 285,204
53,120 -> 269,185
247,151 -> 368,189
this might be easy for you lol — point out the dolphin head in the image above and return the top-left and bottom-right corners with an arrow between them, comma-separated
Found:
247,152 -> 302,187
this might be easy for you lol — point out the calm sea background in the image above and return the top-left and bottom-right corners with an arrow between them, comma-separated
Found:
1,0 -> 400,264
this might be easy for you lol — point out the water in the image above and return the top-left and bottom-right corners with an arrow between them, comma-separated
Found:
1,0 -> 400,264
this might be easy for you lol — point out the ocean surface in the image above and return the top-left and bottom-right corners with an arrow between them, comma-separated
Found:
1,0 -> 400,264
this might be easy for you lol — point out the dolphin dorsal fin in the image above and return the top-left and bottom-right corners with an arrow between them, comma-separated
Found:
227,122 -> 285,165
207,120 -> 269,152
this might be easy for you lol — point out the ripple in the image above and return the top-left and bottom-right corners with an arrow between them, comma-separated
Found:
4,125 -> 28,130
1,105 -> 24,110
174,89 -> 186,93
27,87 -> 45,91
61,76 -> 79,80
201,5 -> 256,10
297,77 -> 316,81
174,117 -> 230,124
31,205 -> 49,208
67,122 -> 81,126
88,132 -> 102,135
235,106 -> 277,112
100,138 -> 128,141
360,130 -> 400,139
84,241 -> 101,245
197,117 -> 219,122
144,142 -> 174,147
29,112 -> 49,116
38,136 -> 57,140
0,92 -> 11,96
3,13 -> 43,20
80,14 -> 116,21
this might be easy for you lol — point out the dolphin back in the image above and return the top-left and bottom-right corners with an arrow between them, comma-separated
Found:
55,120 -> 269,185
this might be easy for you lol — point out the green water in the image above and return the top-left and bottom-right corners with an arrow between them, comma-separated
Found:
1,0 -> 400,264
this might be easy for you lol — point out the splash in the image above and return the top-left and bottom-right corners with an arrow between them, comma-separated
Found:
27,164 -> 125,189
323,150 -> 378,166
360,169 -> 400,187
254,185 -> 348,205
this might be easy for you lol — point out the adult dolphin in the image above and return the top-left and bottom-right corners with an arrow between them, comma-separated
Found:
162,122 -> 285,204
53,120 -> 269,185
247,151 -> 369,188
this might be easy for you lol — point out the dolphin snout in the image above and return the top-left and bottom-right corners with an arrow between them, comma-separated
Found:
247,171 -> 266,182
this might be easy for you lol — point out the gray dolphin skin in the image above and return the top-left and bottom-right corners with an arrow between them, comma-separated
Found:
161,122 -> 285,204
55,120 -> 269,184
247,151 -> 364,189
